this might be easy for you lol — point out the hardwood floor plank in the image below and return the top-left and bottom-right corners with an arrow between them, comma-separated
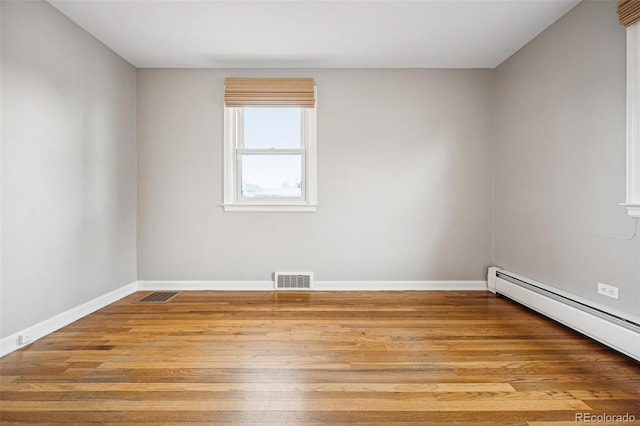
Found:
0,398 -> 593,411
1,291 -> 638,424
0,382 -> 517,393
0,409 -> 623,424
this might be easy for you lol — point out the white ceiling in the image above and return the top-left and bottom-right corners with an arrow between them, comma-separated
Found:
48,0 -> 581,69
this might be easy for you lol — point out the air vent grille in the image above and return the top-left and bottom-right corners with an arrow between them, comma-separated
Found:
136,291 -> 180,303
275,272 -> 313,290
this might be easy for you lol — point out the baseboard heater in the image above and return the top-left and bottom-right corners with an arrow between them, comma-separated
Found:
488,267 -> 640,362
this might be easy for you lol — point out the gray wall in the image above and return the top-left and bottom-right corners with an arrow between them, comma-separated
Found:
1,1 -> 137,338
494,0 -> 640,318
137,69 -> 494,281
3,0 -> 634,338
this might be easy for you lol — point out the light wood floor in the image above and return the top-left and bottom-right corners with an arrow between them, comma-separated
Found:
1,291 -> 639,425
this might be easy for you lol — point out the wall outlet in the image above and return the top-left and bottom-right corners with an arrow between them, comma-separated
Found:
17,334 -> 32,345
597,282 -> 619,300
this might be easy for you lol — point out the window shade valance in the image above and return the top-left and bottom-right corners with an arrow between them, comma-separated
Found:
224,78 -> 315,107
618,0 -> 640,27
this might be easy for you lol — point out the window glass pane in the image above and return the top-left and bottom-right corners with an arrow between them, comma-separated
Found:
243,107 -> 301,149
241,155 -> 302,198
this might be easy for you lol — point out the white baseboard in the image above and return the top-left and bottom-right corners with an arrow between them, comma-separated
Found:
314,281 -> 488,291
0,281 -> 137,358
138,280 -> 487,292
137,280 -> 273,291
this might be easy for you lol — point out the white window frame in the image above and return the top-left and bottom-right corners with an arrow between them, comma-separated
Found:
223,99 -> 317,212
622,23 -> 640,218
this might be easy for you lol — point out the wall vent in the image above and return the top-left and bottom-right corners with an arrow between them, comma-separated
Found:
274,272 -> 313,290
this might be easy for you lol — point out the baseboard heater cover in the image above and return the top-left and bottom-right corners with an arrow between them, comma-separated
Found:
488,267 -> 640,362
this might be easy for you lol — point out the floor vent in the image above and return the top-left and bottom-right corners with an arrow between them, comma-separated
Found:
136,291 -> 180,303
274,272 -> 313,290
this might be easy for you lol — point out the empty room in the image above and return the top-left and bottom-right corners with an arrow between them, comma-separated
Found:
1,0 -> 640,424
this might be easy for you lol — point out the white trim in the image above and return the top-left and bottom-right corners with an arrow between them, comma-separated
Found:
314,281 -> 487,291
0,281 -> 137,358
223,106 -> 236,207
138,280 -> 273,291
494,275 -> 640,362
222,203 -> 317,212
305,93 -> 318,208
620,203 -> 640,218
138,280 -> 487,292
623,24 -> 640,218
487,266 -> 500,294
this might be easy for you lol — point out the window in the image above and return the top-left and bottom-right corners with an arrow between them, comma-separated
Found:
618,1 -> 640,218
223,78 -> 317,212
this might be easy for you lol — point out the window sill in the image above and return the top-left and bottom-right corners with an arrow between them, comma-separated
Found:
223,203 -> 317,212
620,203 -> 640,218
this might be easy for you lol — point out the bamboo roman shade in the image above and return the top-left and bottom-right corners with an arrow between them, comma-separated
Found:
224,78 -> 315,108
617,0 -> 640,27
